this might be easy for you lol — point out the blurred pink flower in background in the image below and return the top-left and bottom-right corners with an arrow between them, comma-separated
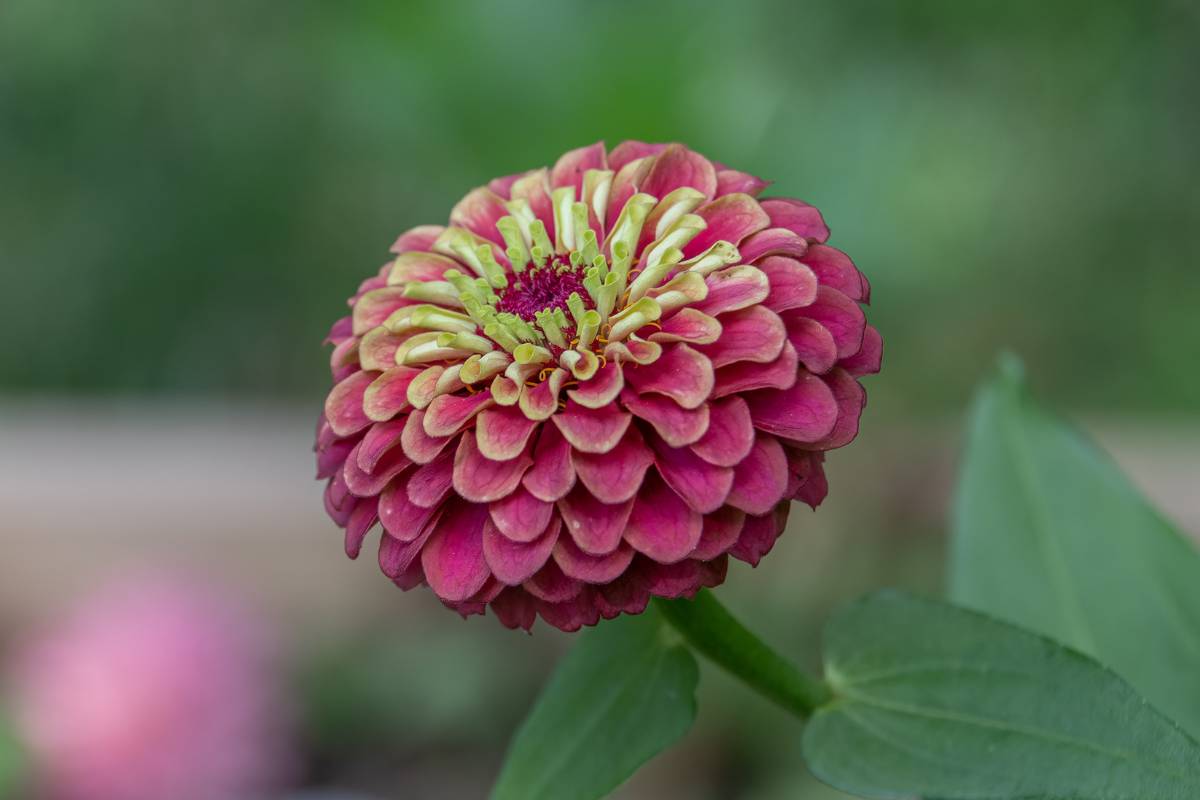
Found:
8,572 -> 293,800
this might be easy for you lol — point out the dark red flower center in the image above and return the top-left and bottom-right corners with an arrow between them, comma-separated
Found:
495,256 -> 591,323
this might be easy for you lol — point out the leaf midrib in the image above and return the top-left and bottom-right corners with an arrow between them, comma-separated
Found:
1003,402 -> 1098,654
834,685 -> 1197,784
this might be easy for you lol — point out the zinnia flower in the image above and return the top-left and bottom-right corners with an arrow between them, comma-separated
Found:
317,141 -> 880,632
8,573 -> 292,800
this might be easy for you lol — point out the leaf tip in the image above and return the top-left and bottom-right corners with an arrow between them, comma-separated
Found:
995,350 -> 1026,388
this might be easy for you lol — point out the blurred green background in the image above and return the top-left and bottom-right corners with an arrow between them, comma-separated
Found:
1,1 -> 1197,798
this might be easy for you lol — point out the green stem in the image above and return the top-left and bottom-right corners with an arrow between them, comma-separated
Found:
653,589 -> 832,719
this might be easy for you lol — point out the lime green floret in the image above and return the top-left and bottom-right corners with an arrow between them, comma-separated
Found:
405,184 -> 741,357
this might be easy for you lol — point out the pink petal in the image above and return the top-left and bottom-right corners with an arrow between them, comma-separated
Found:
358,328 -> 407,372
730,505 -> 790,566
390,554 -> 426,590
684,193 -> 771,257
355,273 -> 387,297
316,436 -> 355,481
808,368 -> 867,451
475,405 -> 540,461
759,198 -> 830,243
550,141 -> 608,195
518,368 -> 567,421
326,470 -> 352,513
401,409 -> 454,464
487,170 -> 526,199
421,502 -> 492,602
344,496 -> 379,559
566,361 -> 625,408
690,506 -> 746,561
378,511 -> 440,579
537,592 -> 601,632
509,169 -> 556,242
363,367 -> 421,422
557,485 -> 635,556
405,366 -> 444,410
451,575 -> 504,618
552,400 -> 632,454
841,324 -> 883,377
715,169 -> 770,198
357,419 -> 407,473
450,187 -> 509,248
523,559 -> 583,603
621,390 -> 711,448
571,425 -> 655,504
595,577 -> 650,620
649,308 -> 722,345
488,485 -> 554,543
316,413 -> 338,449
652,439 -> 734,514
801,244 -> 868,301
695,306 -> 785,369
330,337 -> 360,382
637,558 -> 700,598
758,255 -> 818,313
553,537 -> 635,584
787,448 -> 828,509
343,440 -> 411,497
694,266 -> 771,317
784,315 -> 839,375
490,587 -> 537,631
604,336 -> 663,366
624,344 -> 714,409
521,424 -> 576,502
325,480 -> 355,527
640,144 -> 718,201
352,287 -> 412,335
738,228 -> 809,263
423,391 -> 495,437
787,286 -> 866,359
690,396 -> 756,467
746,370 -> 838,443
387,250 -> 464,284
712,340 -> 799,398
325,315 -> 354,345
452,431 -> 533,503
606,156 -> 653,227
406,445 -> 456,508
390,225 -> 445,254
379,477 -> 440,541
623,474 -> 703,564
483,516 -> 560,585
607,140 -> 667,172
727,434 -> 789,515
490,375 -> 522,406
325,370 -> 377,437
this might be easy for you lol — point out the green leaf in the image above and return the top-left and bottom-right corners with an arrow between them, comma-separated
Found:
490,605 -> 698,800
803,590 -> 1200,800
951,355 -> 1200,736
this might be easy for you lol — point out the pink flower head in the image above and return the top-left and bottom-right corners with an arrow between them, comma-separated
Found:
317,141 -> 881,632
8,574 -> 291,800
